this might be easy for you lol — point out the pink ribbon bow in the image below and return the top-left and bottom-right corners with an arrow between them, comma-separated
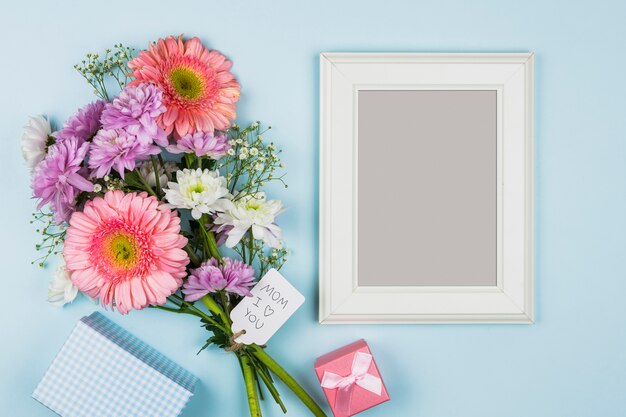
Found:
320,351 -> 383,414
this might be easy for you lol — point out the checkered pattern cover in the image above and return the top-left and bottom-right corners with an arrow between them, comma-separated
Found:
32,312 -> 198,417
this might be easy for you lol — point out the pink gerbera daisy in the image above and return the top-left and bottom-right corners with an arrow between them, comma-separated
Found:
63,190 -> 189,314
128,35 -> 240,138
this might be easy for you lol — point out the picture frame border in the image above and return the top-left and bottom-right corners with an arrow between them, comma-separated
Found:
319,52 -> 534,324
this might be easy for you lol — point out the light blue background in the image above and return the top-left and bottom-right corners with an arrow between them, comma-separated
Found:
2,1 -> 625,416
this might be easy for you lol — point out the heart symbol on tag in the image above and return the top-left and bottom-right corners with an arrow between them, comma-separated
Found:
230,269 -> 305,345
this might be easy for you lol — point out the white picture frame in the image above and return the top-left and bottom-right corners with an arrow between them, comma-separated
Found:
319,52 -> 534,324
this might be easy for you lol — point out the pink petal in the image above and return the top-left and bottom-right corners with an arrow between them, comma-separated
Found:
130,278 -> 147,310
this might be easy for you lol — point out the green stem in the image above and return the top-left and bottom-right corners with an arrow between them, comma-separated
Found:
133,168 -> 157,197
184,244 -> 201,266
206,230 -> 222,262
158,154 -> 166,172
197,313 -> 229,334
151,302 -> 229,335
184,154 -> 194,169
241,239 -> 247,264
150,155 -> 161,196
150,305 -> 188,314
248,231 -> 255,265
168,295 -> 229,334
200,295 -> 231,332
253,365 -> 265,401
229,156 -> 241,193
250,354 -> 287,413
199,216 -> 222,262
220,291 -> 233,324
250,345 -> 327,417
241,354 -> 262,417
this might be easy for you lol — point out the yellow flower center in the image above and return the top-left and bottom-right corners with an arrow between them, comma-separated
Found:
246,201 -> 261,210
190,182 -> 205,194
105,233 -> 138,270
170,67 -> 204,100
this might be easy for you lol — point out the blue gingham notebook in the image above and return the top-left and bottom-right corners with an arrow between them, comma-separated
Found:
33,312 -> 198,417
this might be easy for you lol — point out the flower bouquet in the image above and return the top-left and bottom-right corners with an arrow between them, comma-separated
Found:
22,35 -> 326,417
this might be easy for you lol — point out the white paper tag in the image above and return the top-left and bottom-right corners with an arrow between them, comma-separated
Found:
230,269 -> 305,345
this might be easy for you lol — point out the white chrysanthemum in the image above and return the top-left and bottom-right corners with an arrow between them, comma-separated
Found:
21,115 -> 52,171
164,168 -> 231,219
47,256 -> 78,307
215,192 -> 284,248
138,160 -> 178,188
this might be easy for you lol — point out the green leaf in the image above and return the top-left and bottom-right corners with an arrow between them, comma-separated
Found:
123,170 -> 146,190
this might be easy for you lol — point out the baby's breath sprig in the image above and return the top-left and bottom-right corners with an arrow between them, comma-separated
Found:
102,174 -> 126,192
30,210 -> 66,267
74,44 -> 136,100
218,121 -> 287,199
258,246 -> 288,277
231,234 -> 288,278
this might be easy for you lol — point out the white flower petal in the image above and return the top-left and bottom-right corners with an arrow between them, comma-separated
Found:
21,115 -> 51,171
225,227 -> 247,248
47,256 -> 79,307
218,193 -> 284,249
163,168 -> 231,218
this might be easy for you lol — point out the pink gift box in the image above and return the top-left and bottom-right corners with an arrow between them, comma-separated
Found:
314,340 -> 390,417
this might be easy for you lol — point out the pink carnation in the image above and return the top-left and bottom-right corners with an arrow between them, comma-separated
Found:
63,191 -> 189,314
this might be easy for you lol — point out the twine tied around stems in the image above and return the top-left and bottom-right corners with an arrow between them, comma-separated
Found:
225,329 -> 247,352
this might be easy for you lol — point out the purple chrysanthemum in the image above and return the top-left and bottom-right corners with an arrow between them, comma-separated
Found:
55,100 -> 106,143
88,129 -> 160,179
167,131 -> 231,159
101,83 -> 167,146
183,261 -> 227,301
32,137 -> 93,224
183,257 -> 256,300
221,258 -> 256,296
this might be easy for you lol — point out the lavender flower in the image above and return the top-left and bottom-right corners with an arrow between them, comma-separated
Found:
167,131 -> 231,159
183,261 -> 227,301
55,100 -> 106,143
32,137 -> 93,224
220,258 -> 256,296
88,129 -> 160,179
183,257 -> 256,301
101,83 -> 167,146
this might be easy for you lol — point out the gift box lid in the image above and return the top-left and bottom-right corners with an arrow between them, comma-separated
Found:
315,339 -> 371,369
32,312 -> 198,417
